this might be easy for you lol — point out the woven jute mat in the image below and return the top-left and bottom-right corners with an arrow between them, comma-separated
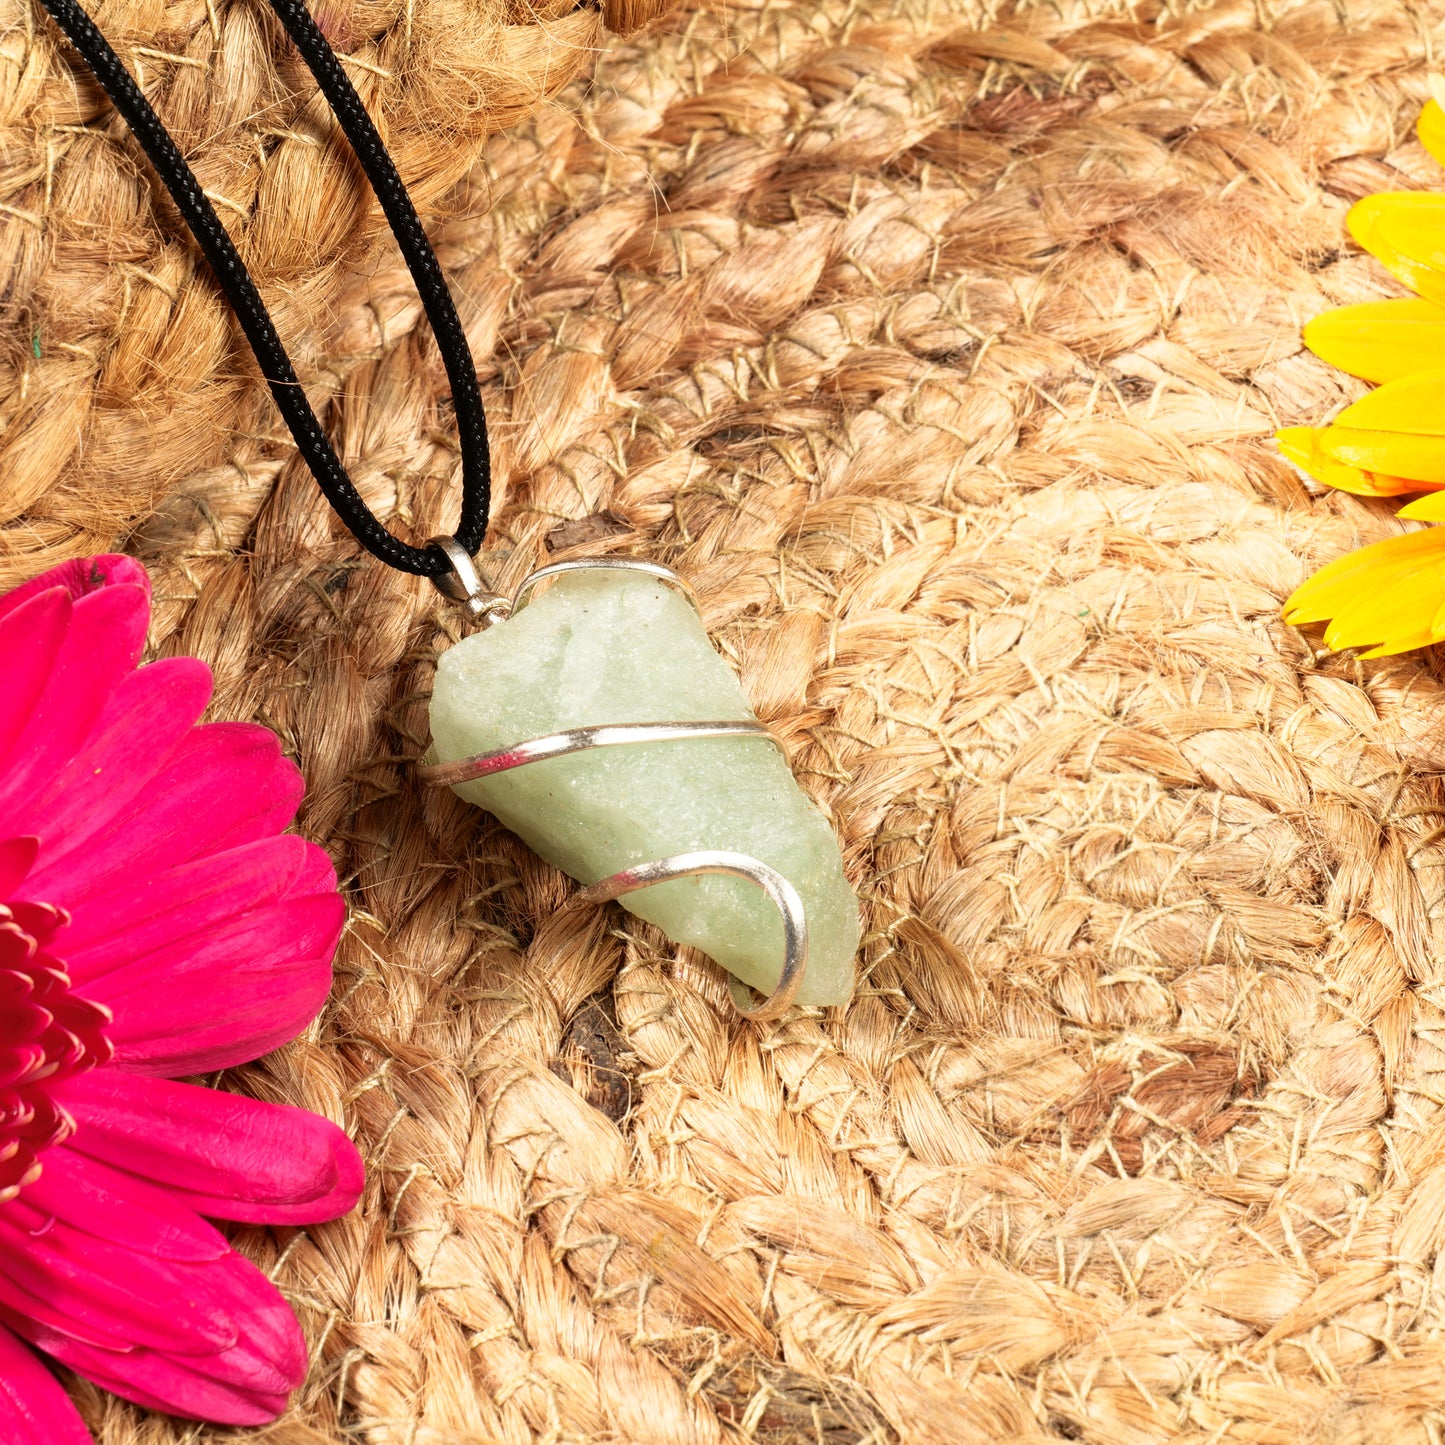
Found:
30,0 -> 1445,1440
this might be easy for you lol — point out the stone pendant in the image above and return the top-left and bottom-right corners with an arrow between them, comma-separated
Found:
425,560 -> 858,1013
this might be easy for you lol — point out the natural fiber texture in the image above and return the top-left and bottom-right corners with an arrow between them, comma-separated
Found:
19,0 -> 1445,1439
0,0 -> 670,576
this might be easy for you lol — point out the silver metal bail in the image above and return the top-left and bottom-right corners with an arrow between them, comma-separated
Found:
426,535 -> 510,626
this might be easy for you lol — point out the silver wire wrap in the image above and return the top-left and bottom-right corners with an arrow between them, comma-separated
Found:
422,556 -> 809,1022
573,853 -> 807,1022
416,720 -> 786,787
511,557 -> 703,624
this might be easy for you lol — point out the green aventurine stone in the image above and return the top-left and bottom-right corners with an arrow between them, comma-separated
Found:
428,569 -> 859,1007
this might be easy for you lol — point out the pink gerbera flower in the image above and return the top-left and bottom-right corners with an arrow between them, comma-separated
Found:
0,555 -> 363,1441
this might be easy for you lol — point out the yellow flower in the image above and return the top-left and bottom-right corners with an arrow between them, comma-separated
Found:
1303,297 -> 1445,385
1421,74 -> 1445,167
1277,424 -> 1426,497
1283,529 -> 1445,657
1311,369 -> 1445,488
1348,193 -> 1445,306
1282,81 -> 1445,655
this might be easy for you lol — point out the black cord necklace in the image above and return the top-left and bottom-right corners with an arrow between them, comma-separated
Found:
37,0 -> 490,580
35,0 -> 860,1022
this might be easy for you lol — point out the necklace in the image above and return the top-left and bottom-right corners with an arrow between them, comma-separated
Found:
35,0 -> 859,1020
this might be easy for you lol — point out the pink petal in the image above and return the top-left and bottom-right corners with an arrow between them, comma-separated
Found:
271,832 -> 338,898
0,589 -> 71,770
2,1260 -> 302,1427
0,837 -> 38,898
0,1269 -> 126,1355
21,1311 -> 300,1426
0,555 -> 149,624
58,835 -> 334,984
20,1150 -> 228,1264
0,583 -> 150,819
0,1225 -> 304,1426
0,1209 -> 232,1357
0,1323 -> 93,1444
57,1072 -> 364,1225
85,894 -> 344,1075
22,723 -> 304,910
12,659 -> 213,871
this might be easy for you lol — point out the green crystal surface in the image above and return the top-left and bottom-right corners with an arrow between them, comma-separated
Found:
428,569 -> 858,1006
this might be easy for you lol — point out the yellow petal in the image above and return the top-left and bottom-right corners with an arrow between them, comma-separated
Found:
1423,97 -> 1445,169
1399,490 -> 1445,520
1286,526 -> 1445,619
1335,367 -> 1445,436
1319,425 -> 1445,486
1349,194 -> 1445,306
1357,626 -> 1437,659
1277,426 -> 1422,496
1285,528 -> 1445,656
1332,612 -> 1437,659
1303,298 -> 1445,383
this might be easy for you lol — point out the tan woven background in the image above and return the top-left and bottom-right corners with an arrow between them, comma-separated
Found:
24,0 -> 1445,1439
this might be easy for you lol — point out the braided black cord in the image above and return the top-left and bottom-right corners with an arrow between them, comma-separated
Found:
35,0 -> 490,576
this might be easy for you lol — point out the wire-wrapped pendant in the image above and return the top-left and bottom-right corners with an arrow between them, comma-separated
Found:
422,554 -> 859,1019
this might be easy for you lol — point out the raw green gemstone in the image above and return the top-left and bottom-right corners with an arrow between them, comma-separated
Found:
428,569 -> 858,1006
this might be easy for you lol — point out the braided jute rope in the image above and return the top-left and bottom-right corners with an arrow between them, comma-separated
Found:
17,0 -> 1445,1440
